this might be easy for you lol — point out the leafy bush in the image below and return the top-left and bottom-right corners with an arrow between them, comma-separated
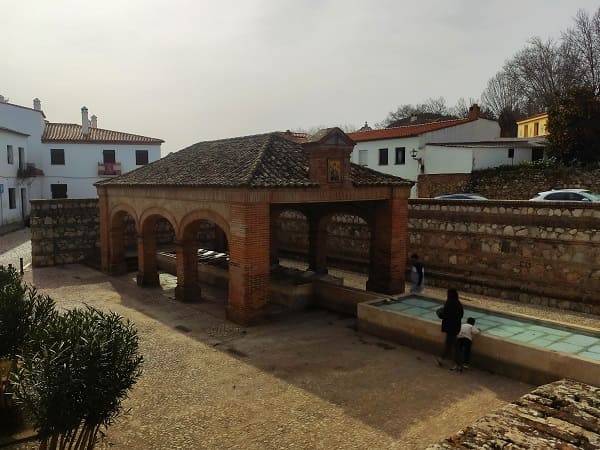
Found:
12,306 -> 143,450
0,265 -> 56,360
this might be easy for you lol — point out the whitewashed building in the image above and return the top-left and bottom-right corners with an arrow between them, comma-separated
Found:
348,105 -> 545,197
0,97 -> 163,228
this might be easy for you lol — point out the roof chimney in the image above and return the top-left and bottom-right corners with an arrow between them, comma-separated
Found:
90,114 -> 97,128
468,103 -> 481,120
81,106 -> 89,135
33,98 -> 41,111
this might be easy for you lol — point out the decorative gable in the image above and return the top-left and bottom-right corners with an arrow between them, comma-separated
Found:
302,128 -> 355,187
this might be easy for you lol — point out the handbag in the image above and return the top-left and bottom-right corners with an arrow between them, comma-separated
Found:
436,306 -> 445,319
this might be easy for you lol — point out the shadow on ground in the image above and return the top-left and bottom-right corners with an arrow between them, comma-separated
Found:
23,264 -> 533,449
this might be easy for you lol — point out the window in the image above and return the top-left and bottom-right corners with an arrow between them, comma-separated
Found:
51,148 -> 65,165
508,148 -> 514,158
378,148 -> 388,165
8,188 -> 16,209
532,147 -> 544,161
136,150 -> 149,165
533,122 -> 539,136
395,147 -> 406,165
358,149 -> 368,166
51,184 -> 67,199
18,147 -> 24,170
7,145 -> 13,164
103,150 -> 116,164
545,192 -> 568,201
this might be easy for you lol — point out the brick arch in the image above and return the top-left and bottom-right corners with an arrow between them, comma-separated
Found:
139,206 -> 178,234
110,203 -> 139,231
177,208 -> 231,242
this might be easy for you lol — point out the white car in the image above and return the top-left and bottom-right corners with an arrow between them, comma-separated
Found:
529,189 -> 600,202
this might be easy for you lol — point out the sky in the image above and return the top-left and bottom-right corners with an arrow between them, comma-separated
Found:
3,0 -> 599,154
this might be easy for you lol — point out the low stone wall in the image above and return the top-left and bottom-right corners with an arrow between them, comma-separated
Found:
416,173 -> 470,198
410,199 -> 600,313
31,199 -> 99,267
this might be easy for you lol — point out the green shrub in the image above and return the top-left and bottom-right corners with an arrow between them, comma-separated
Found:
0,265 -> 56,360
12,306 -> 143,450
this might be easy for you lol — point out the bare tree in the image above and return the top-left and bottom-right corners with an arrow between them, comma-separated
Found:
503,37 -> 583,110
379,97 -> 452,127
563,7 -> 600,95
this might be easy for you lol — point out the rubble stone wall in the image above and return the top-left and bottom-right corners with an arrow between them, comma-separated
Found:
31,199 -> 100,267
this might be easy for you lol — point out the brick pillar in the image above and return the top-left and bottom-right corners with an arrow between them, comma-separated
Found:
227,203 -> 270,325
136,234 -> 160,287
308,213 -> 327,274
270,212 -> 279,266
366,195 -> 408,294
175,239 -> 201,302
98,188 -> 112,274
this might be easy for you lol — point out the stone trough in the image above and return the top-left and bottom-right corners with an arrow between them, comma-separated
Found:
358,295 -> 600,386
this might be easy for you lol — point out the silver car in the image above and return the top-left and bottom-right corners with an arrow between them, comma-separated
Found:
529,189 -> 600,202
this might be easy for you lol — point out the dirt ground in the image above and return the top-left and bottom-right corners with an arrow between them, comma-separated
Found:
5,263 -> 534,450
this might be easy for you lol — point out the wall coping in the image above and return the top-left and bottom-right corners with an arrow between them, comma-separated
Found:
31,198 -> 99,205
410,198 -> 600,209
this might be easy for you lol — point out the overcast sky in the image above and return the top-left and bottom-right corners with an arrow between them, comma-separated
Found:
3,1 -> 599,153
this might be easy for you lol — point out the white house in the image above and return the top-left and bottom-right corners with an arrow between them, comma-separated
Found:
348,105 -> 545,197
0,126 -> 35,229
40,107 -> 163,198
0,98 -> 163,209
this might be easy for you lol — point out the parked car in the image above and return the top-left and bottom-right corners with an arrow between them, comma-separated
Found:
529,189 -> 600,202
433,193 -> 488,200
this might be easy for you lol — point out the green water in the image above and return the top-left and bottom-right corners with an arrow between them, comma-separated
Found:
378,296 -> 600,361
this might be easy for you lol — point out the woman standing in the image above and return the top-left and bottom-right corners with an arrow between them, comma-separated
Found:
437,288 -> 463,366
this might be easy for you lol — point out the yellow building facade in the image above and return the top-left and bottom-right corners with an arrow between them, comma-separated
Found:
517,112 -> 548,138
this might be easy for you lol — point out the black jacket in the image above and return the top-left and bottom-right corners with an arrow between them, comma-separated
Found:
441,302 -> 463,335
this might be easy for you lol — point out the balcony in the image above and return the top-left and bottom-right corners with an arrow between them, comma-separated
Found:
98,162 -> 122,176
17,163 -> 44,178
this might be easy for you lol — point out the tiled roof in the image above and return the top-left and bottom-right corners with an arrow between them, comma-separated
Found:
99,132 -> 411,188
348,117 -> 475,142
42,123 -> 164,144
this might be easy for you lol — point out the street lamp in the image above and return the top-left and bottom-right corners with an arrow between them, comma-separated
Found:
410,148 -> 418,159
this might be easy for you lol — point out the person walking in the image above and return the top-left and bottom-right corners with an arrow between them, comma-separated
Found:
409,254 -> 424,294
436,288 -> 463,366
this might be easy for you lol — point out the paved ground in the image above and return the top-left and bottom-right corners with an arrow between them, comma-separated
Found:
0,228 -> 31,270
1,228 -> 596,449
5,262 -> 532,450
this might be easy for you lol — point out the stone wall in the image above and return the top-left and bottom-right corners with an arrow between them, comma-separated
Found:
278,200 -> 600,313
31,199 -> 100,267
410,199 -> 600,313
418,167 -> 600,199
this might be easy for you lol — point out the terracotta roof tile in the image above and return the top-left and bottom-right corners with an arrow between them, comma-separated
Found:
348,117 -> 475,142
99,132 -> 411,188
42,123 -> 163,145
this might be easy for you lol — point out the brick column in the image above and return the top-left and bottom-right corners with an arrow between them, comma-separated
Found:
175,239 -> 201,302
227,203 -> 270,325
136,234 -> 160,287
308,213 -> 327,274
269,211 -> 279,266
366,195 -> 409,294
98,188 -> 112,274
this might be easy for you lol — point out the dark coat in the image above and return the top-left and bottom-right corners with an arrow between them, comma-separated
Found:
441,301 -> 463,335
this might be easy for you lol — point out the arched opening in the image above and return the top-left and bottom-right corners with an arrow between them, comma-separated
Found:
108,209 -> 138,274
174,218 -> 230,304
274,209 -> 310,271
137,214 -> 176,287
274,208 -> 372,290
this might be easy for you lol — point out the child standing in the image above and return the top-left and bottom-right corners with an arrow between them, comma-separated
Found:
452,317 -> 480,371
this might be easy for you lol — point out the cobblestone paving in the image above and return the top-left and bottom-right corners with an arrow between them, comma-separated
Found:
7,265 -> 532,450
